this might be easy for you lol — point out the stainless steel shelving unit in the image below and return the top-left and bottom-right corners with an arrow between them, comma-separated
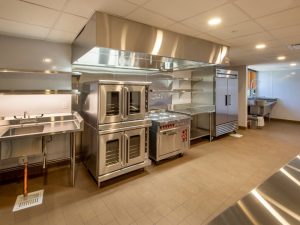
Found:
0,90 -> 79,95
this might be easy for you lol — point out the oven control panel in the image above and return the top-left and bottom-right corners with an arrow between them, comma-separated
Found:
159,121 -> 190,131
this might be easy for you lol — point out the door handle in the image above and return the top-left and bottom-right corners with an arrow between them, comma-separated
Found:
123,87 -> 129,120
225,95 -> 228,106
228,95 -> 231,106
120,136 -> 124,167
124,134 -> 129,163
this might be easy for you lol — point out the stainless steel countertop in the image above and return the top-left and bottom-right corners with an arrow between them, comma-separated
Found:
208,155 -> 300,225
0,112 -> 83,140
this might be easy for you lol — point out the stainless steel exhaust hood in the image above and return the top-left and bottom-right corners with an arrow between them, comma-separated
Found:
72,12 -> 229,71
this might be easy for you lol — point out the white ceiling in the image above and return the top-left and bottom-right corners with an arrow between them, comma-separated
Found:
1,0 -> 300,70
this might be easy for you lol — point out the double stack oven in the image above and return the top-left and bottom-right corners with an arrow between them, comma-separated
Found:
81,80 -> 151,187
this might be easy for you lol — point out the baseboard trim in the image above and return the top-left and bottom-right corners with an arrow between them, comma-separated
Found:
270,118 -> 300,124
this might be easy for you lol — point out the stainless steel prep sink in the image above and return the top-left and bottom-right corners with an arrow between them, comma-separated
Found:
2,125 -> 44,137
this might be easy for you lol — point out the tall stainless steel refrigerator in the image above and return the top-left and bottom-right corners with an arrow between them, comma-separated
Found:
214,68 -> 238,136
191,67 -> 238,138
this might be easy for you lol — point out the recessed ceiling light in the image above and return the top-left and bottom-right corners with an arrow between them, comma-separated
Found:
208,17 -> 222,26
43,58 -> 52,63
277,56 -> 286,60
291,72 -> 296,75
290,63 -> 297,66
255,44 -> 266,49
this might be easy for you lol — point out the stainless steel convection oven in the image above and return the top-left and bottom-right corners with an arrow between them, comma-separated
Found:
81,80 -> 152,187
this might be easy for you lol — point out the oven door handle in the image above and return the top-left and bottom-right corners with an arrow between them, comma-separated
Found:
123,87 -> 129,120
165,132 -> 177,136
120,135 -> 124,167
159,127 -> 180,134
124,133 -> 129,164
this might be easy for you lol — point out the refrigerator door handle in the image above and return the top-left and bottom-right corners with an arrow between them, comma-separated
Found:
225,95 -> 228,106
228,95 -> 231,106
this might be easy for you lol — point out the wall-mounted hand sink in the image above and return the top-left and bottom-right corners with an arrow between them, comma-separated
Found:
2,125 -> 44,137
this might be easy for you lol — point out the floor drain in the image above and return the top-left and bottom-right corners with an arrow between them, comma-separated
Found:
13,190 -> 44,212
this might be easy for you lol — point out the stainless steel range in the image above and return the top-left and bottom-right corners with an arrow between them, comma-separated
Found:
81,80 -> 152,187
148,111 -> 191,162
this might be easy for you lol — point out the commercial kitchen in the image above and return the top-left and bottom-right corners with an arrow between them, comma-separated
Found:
0,1 -> 299,225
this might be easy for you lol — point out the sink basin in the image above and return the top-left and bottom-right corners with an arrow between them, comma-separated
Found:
2,125 -> 44,137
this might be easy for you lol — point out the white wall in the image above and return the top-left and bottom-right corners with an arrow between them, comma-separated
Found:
0,94 -> 71,117
257,69 -> 300,121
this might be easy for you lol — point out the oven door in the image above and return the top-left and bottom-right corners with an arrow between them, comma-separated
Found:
99,132 -> 123,175
99,84 -> 123,124
124,85 -> 146,121
124,128 -> 145,167
158,126 -> 188,157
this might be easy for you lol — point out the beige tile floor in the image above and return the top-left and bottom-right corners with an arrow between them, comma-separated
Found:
0,120 -> 299,225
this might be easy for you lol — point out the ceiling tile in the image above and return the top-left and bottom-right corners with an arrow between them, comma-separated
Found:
0,0 -> 59,27
166,23 -> 200,37
47,30 -> 76,43
126,0 -> 149,5
64,0 -> 95,18
54,13 -> 88,34
234,0 -> 300,18
196,32 -> 227,45
269,24 -> 300,39
182,4 -> 250,32
143,0 -> 227,21
126,8 -> 174,28
22,0 -> 67,11
0,18 -> 49,39
281,36 -> 300,45
255,7 -> 300,30
225,32 -> 275,46
209,21 -> 263,40
92,0 -> 137,17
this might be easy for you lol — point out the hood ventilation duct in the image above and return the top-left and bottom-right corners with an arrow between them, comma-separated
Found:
72,12 -> 229,71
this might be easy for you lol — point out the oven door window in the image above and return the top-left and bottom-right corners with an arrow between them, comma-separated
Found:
100,85 -> 123,124
106,139 -> 120,166
99,132 -> 123,175
128,135 -> 141,159
129,92 -> 141,114
125,85 -> 146,121
106,91 -> 120,116
125,128 -> 145,166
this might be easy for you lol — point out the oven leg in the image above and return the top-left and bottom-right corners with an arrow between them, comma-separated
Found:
209,112 -> 212,142
70,133 -> 76,187
42,136 -> 48,185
